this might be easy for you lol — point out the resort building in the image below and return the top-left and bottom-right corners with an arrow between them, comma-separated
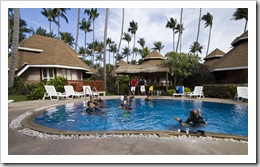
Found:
8,35 -> 96,83
204,31 -> 248,84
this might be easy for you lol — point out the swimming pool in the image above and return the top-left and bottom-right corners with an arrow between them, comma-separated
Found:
33,99 -> 248,136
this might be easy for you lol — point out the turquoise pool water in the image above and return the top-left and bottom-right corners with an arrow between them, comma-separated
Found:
33,99 -> 248,136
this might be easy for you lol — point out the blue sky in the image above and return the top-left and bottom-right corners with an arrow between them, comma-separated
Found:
19,7 -> 246,63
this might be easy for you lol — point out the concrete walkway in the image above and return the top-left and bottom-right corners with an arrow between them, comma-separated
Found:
7,96 -> 248,157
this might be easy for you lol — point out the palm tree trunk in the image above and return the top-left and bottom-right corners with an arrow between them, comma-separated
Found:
176,8 -> 183,53
92,19 -> 95,65
103,8 -> 109,90
58,14 -> 60,38
206,26 -> 212,56
75,8 -> 80,51
49,20 -> 52,37
195,8 -> 202,55
116,8 -> 124,65
84,31 -> 87,59
172,29 -> 175,51
8,8 -> 20,88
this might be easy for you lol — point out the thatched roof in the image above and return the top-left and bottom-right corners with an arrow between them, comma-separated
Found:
203,48 -> 225,60
9,35 -> 96,75
112,50 -> 169,75
210,31 -> 248,72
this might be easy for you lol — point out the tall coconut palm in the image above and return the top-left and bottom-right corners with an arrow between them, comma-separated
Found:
202,12 -> 213,56
231,8 -> 248,32
30,26 -> 48,36
53,8 -> 70,39
195,8 -> 202,55
175,23 -> 185,53
8,8 -> 19,88
75,8 -> 80,51
189,41 -> 203,55
122,32 -> 131,63
153,41 -> 164,53
106,38 -> 113,65
128,20 -> 138,61
116,8 -> 124,66
79,18 -> 92,60
122,47 -> 130,61
166,17 -> 177,51
176,8 -> 183,53
60,32 -> 74,47
103,8 -> 109,89
41,8 -> 56,37
85,8 -> 100,60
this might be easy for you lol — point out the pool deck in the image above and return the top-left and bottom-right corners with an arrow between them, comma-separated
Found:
7,96 -> 248,157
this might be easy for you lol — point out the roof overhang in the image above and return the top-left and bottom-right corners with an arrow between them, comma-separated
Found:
210,66 -> 248,72
18,46 -> 43,52
17,64 -> 94,76
203,55 -> 223,60
143,57 -> 166,60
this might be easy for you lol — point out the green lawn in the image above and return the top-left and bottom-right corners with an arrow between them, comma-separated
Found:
8,95 -> 28,102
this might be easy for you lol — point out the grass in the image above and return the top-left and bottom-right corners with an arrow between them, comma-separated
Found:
8,94 -> 28,102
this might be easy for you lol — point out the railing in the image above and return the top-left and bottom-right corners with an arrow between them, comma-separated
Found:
67,80 -> 105,96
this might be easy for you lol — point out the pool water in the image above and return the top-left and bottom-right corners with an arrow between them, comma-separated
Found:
33,99 -> 248,136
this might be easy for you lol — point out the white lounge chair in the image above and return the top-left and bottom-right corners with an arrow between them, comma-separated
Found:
43,85 -> 69,100
82,85 -> 98,97
187,86 -> 204,99
64,85 -> 84,99
172,86 -> 185,97
234,86 -> 248,102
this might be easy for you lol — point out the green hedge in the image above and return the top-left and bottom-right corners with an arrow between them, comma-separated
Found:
203,84 -> 248,99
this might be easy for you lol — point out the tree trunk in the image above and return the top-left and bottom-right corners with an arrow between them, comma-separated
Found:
244,20 -> 247,32
8,8 -> 20,88
195,8 -> 202,55
103,8 -> 109,90
116,8 -> 124,66
75,8 -> 80,51
176,8 -> 183,53
206,26 -> 212,56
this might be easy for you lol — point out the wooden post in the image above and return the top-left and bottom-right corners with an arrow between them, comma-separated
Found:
166,72 -> 169,91
117,74 -> 119,95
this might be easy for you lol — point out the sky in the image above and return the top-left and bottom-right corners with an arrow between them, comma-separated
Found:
19,7 -> 246,63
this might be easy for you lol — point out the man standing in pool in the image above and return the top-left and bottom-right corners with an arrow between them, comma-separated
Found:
175,109 -> 207,126
85,100 -> 105,115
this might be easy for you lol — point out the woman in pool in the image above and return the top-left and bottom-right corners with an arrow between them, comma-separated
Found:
175,109 -> 207,126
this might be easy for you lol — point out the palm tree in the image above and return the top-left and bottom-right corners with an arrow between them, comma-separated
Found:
75,8 -> 80,51
122,47 -> 130,62
116,8 -> 124,65
202,12 -> 213,56
166,17 -> 177,51
176,8 -> 183,53
8,8 -> 20,88
195,8 -> 202,55
189,41 -> 203,55
153,41 -> 164,53
8,12 -> 31,51
137,37 -> 145,49
78,46 -> 87,59
60,32 -> 74,47
128,20 -> 138,61
41,8 -> 56,37
122,32 -> 131,63
132,47 -> 139,63
109,43 -> 117,65
53,8 -> 70,39
231,8 -> 248,32
175,23 -> 185,53
106,38 -> 113,65
103,8 -> 109,89
85,8 -> 100,60
30,26 -> 48,36
79,18 -> 92,60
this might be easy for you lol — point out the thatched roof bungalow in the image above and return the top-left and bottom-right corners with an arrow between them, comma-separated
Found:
8,35 -> 96,83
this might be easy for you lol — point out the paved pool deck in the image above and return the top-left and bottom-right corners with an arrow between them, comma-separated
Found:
7,96 -> 248,158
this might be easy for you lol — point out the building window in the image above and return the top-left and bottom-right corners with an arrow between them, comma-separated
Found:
61,69 -> 72,80
42,68 -> 54,81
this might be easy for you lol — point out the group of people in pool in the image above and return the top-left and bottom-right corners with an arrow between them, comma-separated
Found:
85,94 -> 207,127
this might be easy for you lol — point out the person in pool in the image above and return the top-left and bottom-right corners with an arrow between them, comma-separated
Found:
120,95 -> 132,110
85,100 -> 105,115
175,109 -> 207,126
145,92 -> 152,101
